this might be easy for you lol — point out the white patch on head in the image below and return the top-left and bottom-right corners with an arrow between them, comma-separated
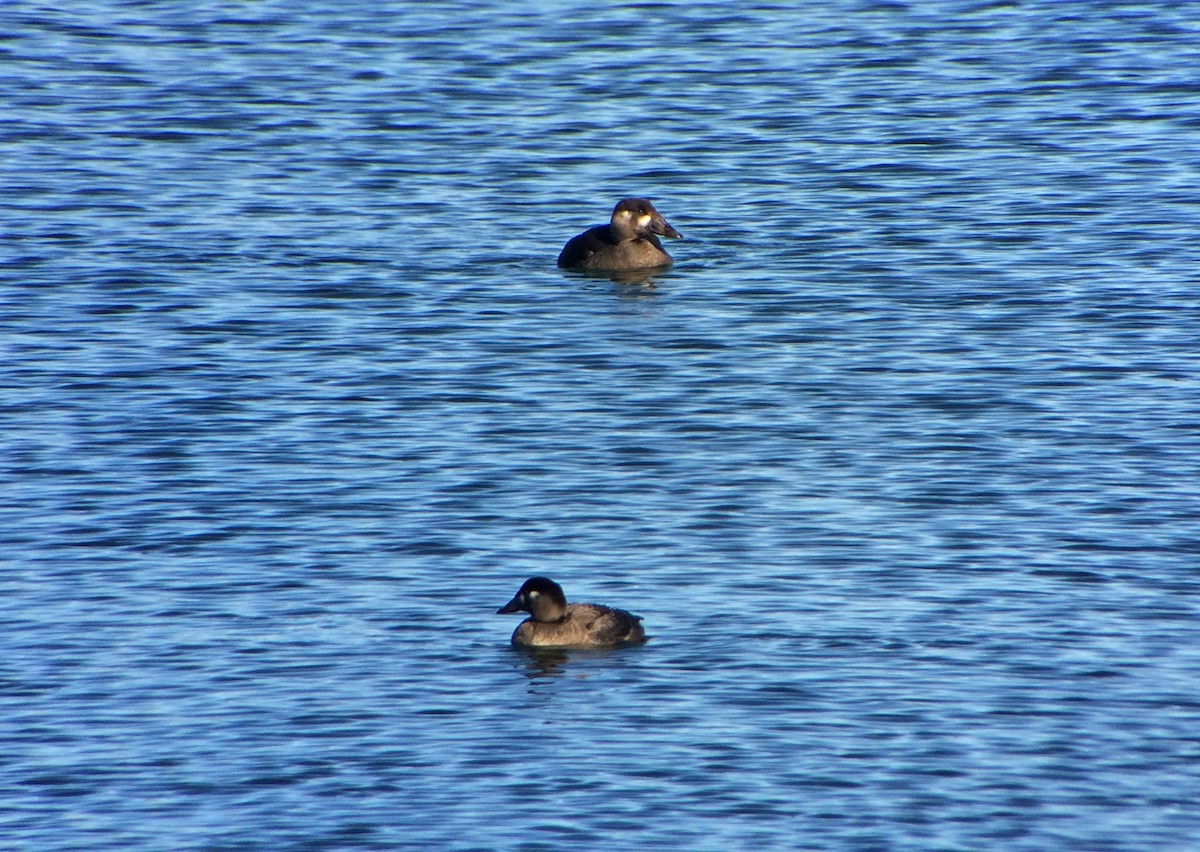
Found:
527,590 -> 539,599
614,209 -> 632,219
637,214 -> 652,227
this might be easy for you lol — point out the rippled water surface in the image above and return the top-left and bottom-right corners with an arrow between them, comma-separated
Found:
3,1 -> 1199,849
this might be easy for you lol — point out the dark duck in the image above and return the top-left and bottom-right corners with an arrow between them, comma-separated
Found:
557,198 -> 682,271
497,577 -> 647,649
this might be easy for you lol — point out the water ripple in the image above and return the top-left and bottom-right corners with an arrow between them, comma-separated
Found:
2,1 -> 1199,849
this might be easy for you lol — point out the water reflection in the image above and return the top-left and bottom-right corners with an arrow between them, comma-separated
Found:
562,268 -> 667,290
512,646 -> 572,679
507,645 -> 647,680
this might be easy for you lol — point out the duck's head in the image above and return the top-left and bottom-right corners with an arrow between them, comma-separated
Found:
611,198 -> 682,241
497,576 -> 568,622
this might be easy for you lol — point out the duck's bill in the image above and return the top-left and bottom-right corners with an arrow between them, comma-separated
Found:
652,217 -> 682,239
496,595 -> 522,614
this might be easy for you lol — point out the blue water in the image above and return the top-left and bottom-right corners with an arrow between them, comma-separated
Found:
3,1 -> 1199,849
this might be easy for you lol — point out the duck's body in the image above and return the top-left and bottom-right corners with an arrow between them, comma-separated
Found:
497,577 -> 646,649
557,198 -> 681,271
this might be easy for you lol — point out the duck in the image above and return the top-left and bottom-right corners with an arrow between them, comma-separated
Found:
496,576 -> 647,648
557,198 -> 682,271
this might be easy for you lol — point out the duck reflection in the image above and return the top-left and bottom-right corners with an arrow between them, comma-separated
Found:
514,646 -> 572,678
566,267 -> 668,289
508,645 -> 645,683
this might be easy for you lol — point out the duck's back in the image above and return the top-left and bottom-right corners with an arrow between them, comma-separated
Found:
511,602 -> 646,648
572,603 -> 646,645
557,226 -> 671,271
557,225 -> 616,268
